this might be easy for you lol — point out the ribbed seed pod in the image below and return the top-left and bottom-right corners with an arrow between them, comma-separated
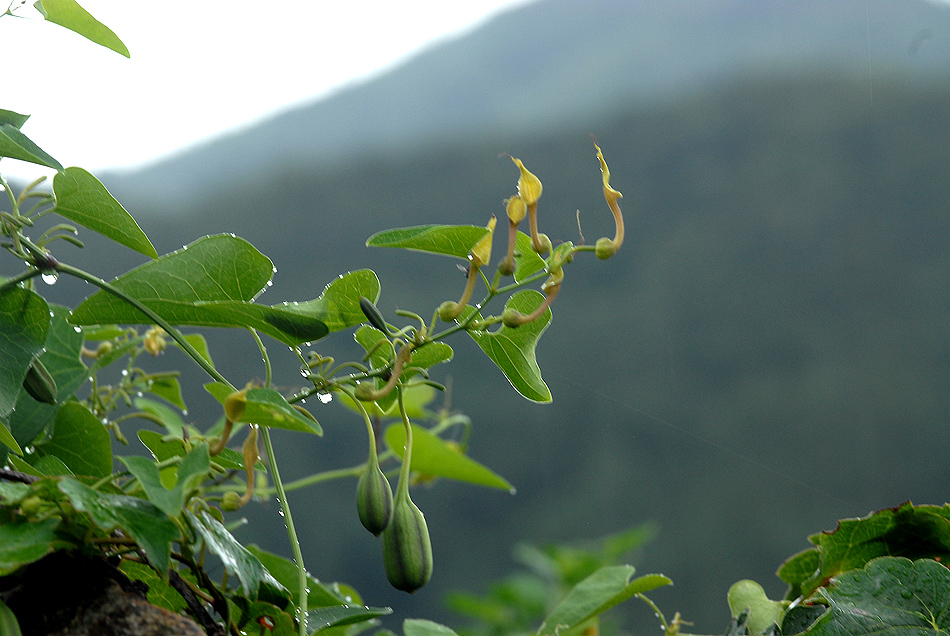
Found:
22,357 -> 57,405
381,494 -> 433,593
356,461 -> 393,536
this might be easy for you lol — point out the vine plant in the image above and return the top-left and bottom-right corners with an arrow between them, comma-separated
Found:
2,4 -> 949,636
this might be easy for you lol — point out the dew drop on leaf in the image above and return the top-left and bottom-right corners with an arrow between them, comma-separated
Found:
317,392 -> 332,404
41,272 -> 58,285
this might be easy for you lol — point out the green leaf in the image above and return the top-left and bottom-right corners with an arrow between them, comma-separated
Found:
0,518 -> 61,576
807,557 -> 950,635
513,231 -> 547,283
185,509 -> 286,600
367,225 -> 489,259
403,619 -> 460,636
119,443 -> 210,517
52,167 -> 157,258
777,548 -> 820,600
142,376 -> 186,411
0,287 -> 50,418
284,269 -> 380,333
134,397 -> 187,437
353,326 -> 398,414
0,598 -> 23,636
0,109 -> 30,129
727,580 -> 785,635
70,233 -> 272,319
178,333 -> 214,369
406,342 -> 453,375
246,545 -> 355,610
31,453 -> 72,476
0,423 -> 20,456
34,0 -> 130,57
59,477 -> 177,574
537,566 -> 671,636
119,560 -> 187,614
9,304 -> 88,448
307,605 -> 392,633
67,235 -> 330,345
797,502 -> 950,598
38,401 -> 112,478
205,383 -> 322,435
385,423 -> 514,492
0,123 -> 63,170
462,290 -> 552,403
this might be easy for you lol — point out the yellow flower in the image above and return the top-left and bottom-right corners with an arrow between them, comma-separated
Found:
469,215 -> 497,268
504,195 -> 527,225
511,157 -> 542,205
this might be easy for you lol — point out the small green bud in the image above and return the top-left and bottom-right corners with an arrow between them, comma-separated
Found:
382,494 -> 433,593
354,382 -> 377,402
595,237 -> 617,260
437,301 -> 460,322
221,491 -> 244,511
533,232 -> 552,255
95,341 -> 114,357
22,357 -> 57,405
360,296 -> 388,333
19,496 -> 43,517
502,308 -> 525,328
356,462 -> 393,536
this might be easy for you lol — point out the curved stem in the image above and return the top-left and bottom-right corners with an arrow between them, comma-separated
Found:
55,262 -> 233,390
261,426 -> 307,636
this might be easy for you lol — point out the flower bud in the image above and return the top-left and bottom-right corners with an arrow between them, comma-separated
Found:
360,296 -> 388,333
595,237 -> 617,260
469,215 -> 496,268
511,158 -> 542,205
221,491 -> 244,511
143,327 -> 167,356
438,301 -> 460,322
22,357 -> 57,405
505,196 -> 527,225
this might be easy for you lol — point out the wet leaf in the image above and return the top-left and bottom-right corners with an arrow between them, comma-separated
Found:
367,225 -> 490,259
247,544 -> 354,609
403,619 -> 460,636
52,167 -> 157,258
806,557 -> 950,635
307,605 -> 392,632
185,509 -> 286,600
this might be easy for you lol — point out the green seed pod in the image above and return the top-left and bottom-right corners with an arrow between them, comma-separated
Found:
356,462 -> 393,536
360,296 -> 388,333
221,491 -> 244,511
382,494 -> 433,593
595,236 -> 617,260
22,357 -> 57,405
437,300 -> 460,322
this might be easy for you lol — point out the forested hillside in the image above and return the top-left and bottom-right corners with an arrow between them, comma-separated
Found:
43,70 -> 946,632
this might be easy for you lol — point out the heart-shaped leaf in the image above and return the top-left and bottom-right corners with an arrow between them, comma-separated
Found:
461,290 -> 552,403
367,225 -> 489,259
385,422 -> 514,492
52,167 -> 157,258
38,401 -> 112,478
0,287 -> 50,419
119,443 -> 210,517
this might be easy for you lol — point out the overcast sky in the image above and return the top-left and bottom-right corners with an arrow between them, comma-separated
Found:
1,0 -> 537,180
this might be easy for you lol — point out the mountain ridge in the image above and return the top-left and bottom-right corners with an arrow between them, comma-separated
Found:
106,0 -> 950,210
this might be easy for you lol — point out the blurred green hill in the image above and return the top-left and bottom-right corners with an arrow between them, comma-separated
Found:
40,0 -> 950,632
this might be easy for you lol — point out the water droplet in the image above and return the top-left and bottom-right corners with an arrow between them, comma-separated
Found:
41,272 -> 58,285
278,509 -> 285,517
181,410 -> 188,416
73,326 -> 82,333
317,392 -> 332,404
121,369 -> 129,377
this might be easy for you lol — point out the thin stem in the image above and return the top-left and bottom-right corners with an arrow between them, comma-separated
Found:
261,426 -> 307,636
396,390 -> 413,500
55,262 -> 233,390
0,268 -> 43,293
249,328 -> 272,387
